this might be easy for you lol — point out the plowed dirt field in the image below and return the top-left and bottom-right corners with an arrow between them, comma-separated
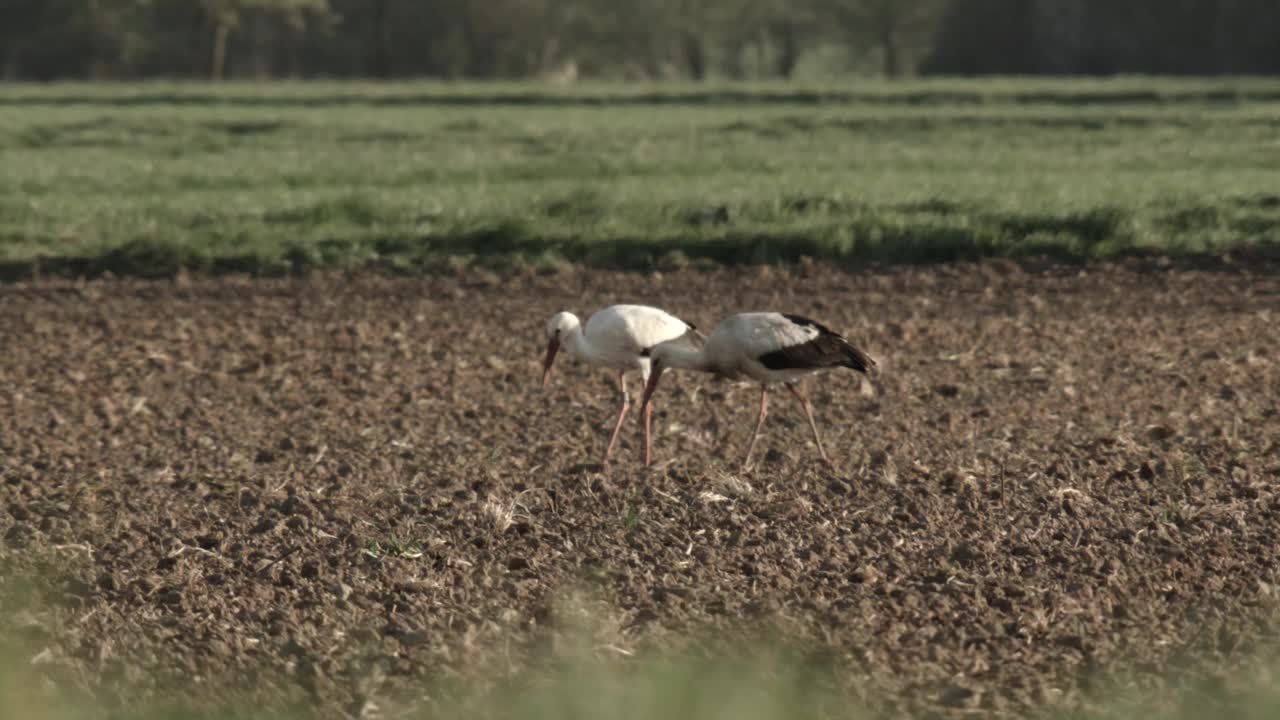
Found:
3,261 -> 1280,718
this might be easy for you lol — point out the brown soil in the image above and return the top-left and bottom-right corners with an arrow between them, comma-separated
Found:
3,261 -> 1280,718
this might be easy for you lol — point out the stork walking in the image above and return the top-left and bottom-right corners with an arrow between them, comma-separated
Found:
542,304 -> 702,466
640,312 -> 874,469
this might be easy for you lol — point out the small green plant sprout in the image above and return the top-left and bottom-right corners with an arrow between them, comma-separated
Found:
363,536 -> 423,560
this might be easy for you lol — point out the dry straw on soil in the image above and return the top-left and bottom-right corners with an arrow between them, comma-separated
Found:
2,260 -> 1279,718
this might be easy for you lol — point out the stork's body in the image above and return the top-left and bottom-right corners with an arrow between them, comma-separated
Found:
542,304 -> 701,465
641,312 -> 874,469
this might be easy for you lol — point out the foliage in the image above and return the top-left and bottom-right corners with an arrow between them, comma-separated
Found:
3,0 -> 1280,80
923,0 -> 1280,75
814,0 -> 948,76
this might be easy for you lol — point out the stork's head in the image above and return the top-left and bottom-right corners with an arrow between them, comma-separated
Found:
541,311 -> 580,388
640,328 -> 707,412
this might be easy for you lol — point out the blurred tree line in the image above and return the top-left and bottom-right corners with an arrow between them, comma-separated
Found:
2,0 -> 1278,81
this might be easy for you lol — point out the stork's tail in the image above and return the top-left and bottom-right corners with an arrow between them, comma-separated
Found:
840,340 -> 876,374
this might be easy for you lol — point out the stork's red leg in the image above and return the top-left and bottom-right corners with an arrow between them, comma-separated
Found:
786,382 -> 830,464
742,385 -> 769,470
643,396 -> 653,467
603,371 -> 630,464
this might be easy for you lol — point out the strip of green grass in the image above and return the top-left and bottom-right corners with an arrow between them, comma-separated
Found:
4,624 -> 1280,720
2,79 -> 1279,279
8,77 -> 1280,106
3,524 -> 1280,720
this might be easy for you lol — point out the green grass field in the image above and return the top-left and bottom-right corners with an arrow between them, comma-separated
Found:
3,78 -> 1280,278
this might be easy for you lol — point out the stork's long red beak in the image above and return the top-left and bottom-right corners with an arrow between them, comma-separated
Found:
540,338 -> 559,388
640,361 -> 665,412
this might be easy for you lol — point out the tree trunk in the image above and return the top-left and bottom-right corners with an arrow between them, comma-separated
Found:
881,26 -> 901,77
756,31 -> 767,77
190,13 -> 205,76
774,21 -> 798,79
538,36 -> 560,75
683,33 -> 705,80
86,0 -> 106,79
373,0 -> 392,78
212,23 -> 231,80
460,6 -> 493,77
722,37 -> 746,80
251,14 -> 270,79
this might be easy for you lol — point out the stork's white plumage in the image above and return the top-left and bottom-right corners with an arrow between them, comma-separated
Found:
542,304 -> 701,466
640,312 -> 874,469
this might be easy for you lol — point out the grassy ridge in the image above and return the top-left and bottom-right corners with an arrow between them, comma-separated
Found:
4,616 -> 1280,720
3,561 -> 1279,720
9,77 -> 1280,105
2,79 -> 1280,278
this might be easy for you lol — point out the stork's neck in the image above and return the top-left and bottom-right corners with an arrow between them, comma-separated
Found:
561,325 -> 590,359
657,343 -> 714,373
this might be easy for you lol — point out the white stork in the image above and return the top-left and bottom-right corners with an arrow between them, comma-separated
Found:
542,304 -> 702,466
639,312 -> 874,469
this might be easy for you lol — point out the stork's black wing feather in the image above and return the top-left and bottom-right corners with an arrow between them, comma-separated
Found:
758,316 -> 875,373
780,314 -> 835,335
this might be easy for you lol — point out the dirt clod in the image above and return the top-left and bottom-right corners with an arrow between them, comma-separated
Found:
1,264 -> 1279,717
